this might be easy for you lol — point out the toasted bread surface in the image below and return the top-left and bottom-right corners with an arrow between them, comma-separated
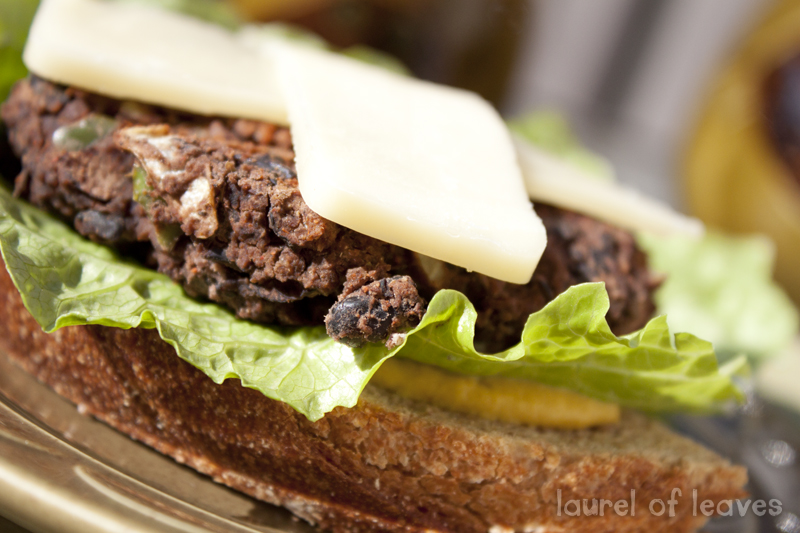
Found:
0,260 -> 746,532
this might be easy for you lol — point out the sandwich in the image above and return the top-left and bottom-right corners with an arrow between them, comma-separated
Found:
0,0 -> 759,531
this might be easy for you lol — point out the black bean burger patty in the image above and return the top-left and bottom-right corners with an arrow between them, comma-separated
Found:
1,76 -> 659,350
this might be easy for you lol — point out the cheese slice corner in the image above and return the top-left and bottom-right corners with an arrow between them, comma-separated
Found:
269,43 -> 546,284
24,0 -> 288,124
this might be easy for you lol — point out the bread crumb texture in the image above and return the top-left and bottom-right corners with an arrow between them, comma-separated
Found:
0,260 -> 746,532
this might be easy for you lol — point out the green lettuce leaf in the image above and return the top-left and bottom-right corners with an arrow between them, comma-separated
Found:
0,0 -> 38,101
0,183 -> 391,421
241,22 -> 329,49
639,231 -> 799,361
508,111 -> 615,181
0,185 -> 744,418
341,45 -> 411,76
399,287 -> 746,412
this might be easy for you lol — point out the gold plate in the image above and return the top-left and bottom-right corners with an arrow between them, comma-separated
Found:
684,0 -> 800,304
0,353 -> 314,533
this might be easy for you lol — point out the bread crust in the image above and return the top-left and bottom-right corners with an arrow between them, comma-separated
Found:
0,260 -> 746,532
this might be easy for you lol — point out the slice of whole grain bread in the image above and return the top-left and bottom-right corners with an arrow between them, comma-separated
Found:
0,261 -> 746,532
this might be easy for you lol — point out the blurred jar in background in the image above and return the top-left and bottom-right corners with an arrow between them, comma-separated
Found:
230,0 -> 529,107
686,0 -> 800,303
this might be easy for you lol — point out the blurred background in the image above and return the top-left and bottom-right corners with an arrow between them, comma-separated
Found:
227,0 -> 763,199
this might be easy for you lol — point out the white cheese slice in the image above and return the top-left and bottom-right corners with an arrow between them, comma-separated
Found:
513,136 -> 704,237
23,0 -> 287,124
269,43 -> 546,284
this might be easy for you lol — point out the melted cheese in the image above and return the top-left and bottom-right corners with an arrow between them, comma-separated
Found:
24,0 -> 287,124
372,358 -> 620,429
269,43 -> 546,284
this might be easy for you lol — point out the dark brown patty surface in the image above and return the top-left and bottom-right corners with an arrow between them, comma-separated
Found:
1,76 -> 658,349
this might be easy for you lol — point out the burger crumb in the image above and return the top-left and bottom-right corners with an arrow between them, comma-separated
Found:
325,276 -> 425,348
